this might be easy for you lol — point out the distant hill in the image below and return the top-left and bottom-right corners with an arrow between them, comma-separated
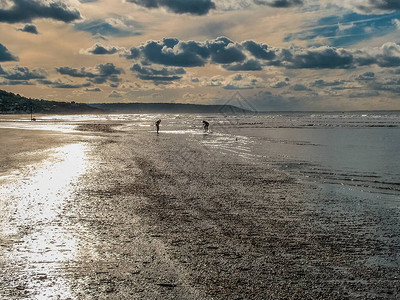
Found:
0,89 -> 251,114
89,102 -> 251,114
0,89 -> 101,114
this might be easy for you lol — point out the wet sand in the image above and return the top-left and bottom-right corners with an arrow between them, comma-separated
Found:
0,128 -> 79,177
0,123 -> 399,299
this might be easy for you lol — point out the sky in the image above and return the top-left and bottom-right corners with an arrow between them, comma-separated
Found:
1,0 -> 400,111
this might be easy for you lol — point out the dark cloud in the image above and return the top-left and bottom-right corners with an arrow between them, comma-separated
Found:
56,67 -> 95,78
125,37 -> 357,70
271,81 -> 289,88
242,40 -> 275,60
131,63 -> 185,82
125,48 -> 140,60
17,24 -> 38,34
291,84 -> 311,91
0,65 -> 37,86
79,0 -> 99,3
0,66 -> 46,82
123,38 -> 400,71
312,79 -> 346,87
56,63 -> 123,85
86,44 -> 120,55
356,72 -> 375,81
348,90 -> 380,98
284,46 -> 354,69
0,0 -> 81,24
38,79 -> 91,89
207,37 -> 246,64
354,0 -> 400,13
125,37 -> 245,67
254,0 -> 303,8
0,43 -> 18,62
126,0 -> 216,16
75,17 -> 142,37
0,79 -> 33,85
86,87 -> 102,92
128,38 -> 209,67
363,76 -> 400,94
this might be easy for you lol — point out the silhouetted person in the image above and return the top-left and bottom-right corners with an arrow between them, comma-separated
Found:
155,119 -> 161,134
203,120 -> 209,132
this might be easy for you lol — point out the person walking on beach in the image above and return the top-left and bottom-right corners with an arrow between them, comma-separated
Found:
203,120 -> 209,132
155,119 -> 161,134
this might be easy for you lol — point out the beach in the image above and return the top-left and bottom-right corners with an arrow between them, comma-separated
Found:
0,113 -> 399,299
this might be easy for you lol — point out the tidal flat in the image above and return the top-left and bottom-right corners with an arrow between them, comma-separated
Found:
0,113 -> 399,299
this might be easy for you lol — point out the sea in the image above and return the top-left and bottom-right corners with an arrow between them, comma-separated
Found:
1,111 -> 399,204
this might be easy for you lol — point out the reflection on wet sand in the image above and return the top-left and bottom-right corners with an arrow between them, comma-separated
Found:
0,143 -> 89,299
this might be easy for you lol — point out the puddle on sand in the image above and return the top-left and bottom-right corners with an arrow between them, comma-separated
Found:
0,143 -> 92,299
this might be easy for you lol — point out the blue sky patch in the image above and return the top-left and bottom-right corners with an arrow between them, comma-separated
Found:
284,11 -> 400,47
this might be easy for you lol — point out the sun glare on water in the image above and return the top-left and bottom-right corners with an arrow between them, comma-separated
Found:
0,143 -> 89,298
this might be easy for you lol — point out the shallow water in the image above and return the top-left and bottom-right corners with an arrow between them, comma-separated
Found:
0,143 -> 92,298
2,111 -> 399,200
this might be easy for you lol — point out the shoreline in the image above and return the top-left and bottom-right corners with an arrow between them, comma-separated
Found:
1,122 -> 399,298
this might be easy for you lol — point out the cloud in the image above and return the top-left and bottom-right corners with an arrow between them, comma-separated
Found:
271,80 -> 289,88
125,37 -> 246,67
83,44 -> 121,55
86,87 -> 102,92
198,73 -> 265,89
372,42 -> 400,67
291,83 -> 311,91
125,0 -> 216,16
0,79 -> 33,85
75,16 -> 143,37
347,0 -> 400,14
123,37 -> 358,70
284,11 -> 400,47
356,72 -> 375,81
38,79 -> 91,89
56,66 -> 94,78
56,63 -> 123,85
213,0 -> 303,11
348,90 -> 380,98
207,36 -> 246,64
128,38 -> 209,67
0,65 -> 46,81
312,79 -> 346,87
0,43 -> 18,61
242,40 -> 276,60
131,63 -> 186,82
0,0 -> 81,24
254,0 -> 303,8
109,90 -> 122,98
123,37 -> 400,72
283,46 -> 354,69
223,59 -> 263,71
17,24 -> 38,34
